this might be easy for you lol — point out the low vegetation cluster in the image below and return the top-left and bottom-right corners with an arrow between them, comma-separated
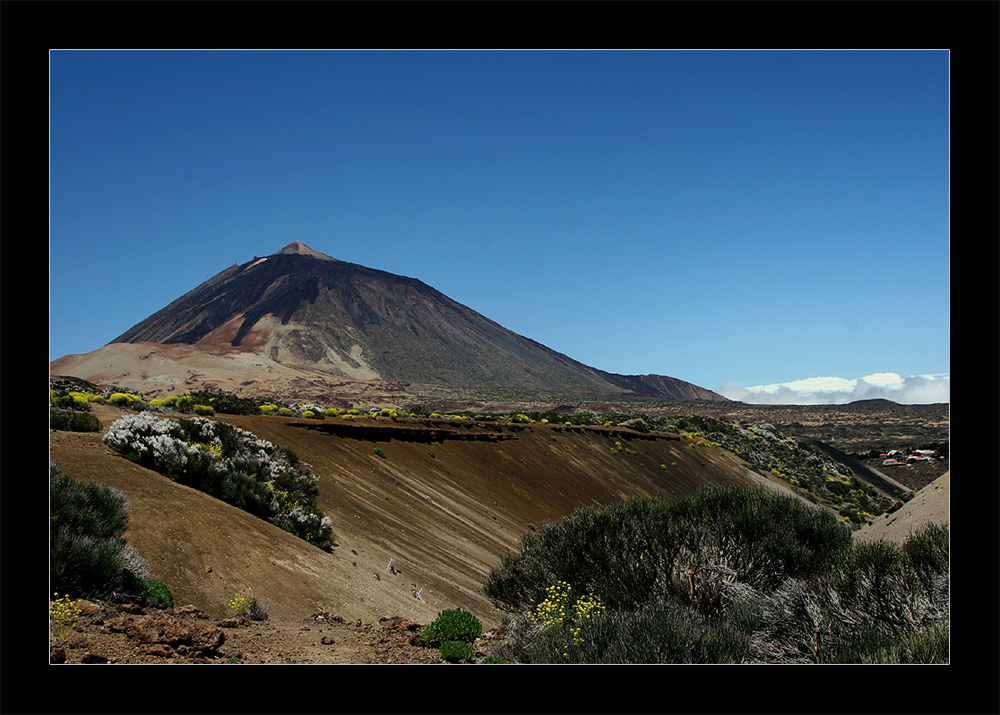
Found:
102,412 -> 334,551
665,415 -> 894,525
483,486 -> 949,664
418,607 -> 485,663
50,466 -> 173,611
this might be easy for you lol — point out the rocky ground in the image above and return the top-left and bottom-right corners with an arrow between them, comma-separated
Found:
49,601 -> 507,665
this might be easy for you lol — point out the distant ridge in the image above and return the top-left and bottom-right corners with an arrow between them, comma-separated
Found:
53,243 -> 728,406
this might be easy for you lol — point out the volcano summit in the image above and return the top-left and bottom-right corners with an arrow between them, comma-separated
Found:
51,242 -> 726,408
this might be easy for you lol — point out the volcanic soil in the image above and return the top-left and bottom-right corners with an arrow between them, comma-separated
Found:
47,401 -> 949,665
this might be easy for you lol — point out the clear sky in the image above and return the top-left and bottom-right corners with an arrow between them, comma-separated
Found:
49,50 -> 950,404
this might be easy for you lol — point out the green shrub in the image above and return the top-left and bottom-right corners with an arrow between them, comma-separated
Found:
373,447 -> 386,459
484,486 -> 851,618
50,408 -> 101,432
185,389 -> 264,415
531,604 -> 750,664
50,466 -> 134,601
484,486 -> 946,663
901,522 -> 950,593
420,608 -> 483,646
142,578 -> 174,609
439,640 -> 476,663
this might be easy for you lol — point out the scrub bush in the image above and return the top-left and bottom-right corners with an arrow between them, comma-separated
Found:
228,589 -> 269,620
50,466 -> 161,604
50,408 -> 101,432
108,392 -> 146,409
186,389 -> 264,415
50,390 -> 100,411
439,640 -> 476,663
103,413 -> 334,551
420,608 -> 483,646
142,578 -> 174,609
485,486 -> 851,618
484,486 -> 946,663
532,603 -> 751,664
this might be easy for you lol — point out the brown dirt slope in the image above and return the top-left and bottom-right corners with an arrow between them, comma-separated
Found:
855,471 -> 949,544
48,404 -> 951,665
49,405 -> 791,632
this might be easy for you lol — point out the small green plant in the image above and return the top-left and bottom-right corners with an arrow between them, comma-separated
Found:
50,593 -> 82,639
420,608 -> 483,646
142,578 -> 174,609
373,447 -> 387,459
439,640 -> 476,663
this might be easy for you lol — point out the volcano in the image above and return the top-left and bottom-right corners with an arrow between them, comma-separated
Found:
52,242 -> 727,407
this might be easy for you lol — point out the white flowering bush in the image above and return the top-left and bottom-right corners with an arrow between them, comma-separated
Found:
103,413 -> 334,551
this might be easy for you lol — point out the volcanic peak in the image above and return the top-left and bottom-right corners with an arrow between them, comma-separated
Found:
62,241 -> 729,405
275,241 -> 337,261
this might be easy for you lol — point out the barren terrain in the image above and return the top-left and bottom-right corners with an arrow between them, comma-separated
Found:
48,400 -> 948,665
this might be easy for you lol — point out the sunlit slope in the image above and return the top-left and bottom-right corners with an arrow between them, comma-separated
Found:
49,407 -> 787,628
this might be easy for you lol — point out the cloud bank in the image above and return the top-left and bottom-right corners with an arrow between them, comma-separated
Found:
716,373 -> 949,405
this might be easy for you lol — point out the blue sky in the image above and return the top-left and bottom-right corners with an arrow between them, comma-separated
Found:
49,50 -> 950,403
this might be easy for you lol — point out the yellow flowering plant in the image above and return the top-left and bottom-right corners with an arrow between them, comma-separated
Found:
228,590 -> 253,616
50,593 -> 82,639
530,581 -> 606,660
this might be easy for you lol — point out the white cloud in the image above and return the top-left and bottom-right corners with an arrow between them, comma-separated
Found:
716,373 -> 949,405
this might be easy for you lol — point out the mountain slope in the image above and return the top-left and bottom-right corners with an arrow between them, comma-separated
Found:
55,242 -> 726,406
49,404 -> 783,629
